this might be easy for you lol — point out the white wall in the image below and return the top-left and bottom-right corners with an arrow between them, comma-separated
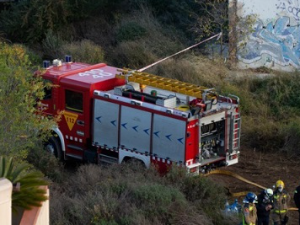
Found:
0,178 -> 12,225
236,0 -> 300,71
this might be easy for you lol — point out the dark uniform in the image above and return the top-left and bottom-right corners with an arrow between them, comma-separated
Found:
294,185 -> 300,225
256,189 -> 273,225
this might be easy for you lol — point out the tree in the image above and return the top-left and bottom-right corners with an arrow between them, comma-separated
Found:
0,156 -> 48,211
0,43 -> 56,160
0,0 -> 70,43
193,0 -> 229,56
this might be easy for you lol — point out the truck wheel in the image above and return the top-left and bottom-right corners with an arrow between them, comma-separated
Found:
45,136 -> 63,160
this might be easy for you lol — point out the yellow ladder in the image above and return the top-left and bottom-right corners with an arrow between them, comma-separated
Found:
116,69 -> 217,99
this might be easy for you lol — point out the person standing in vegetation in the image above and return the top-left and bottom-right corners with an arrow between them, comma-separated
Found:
272,180 -> 290,225
293,184 -> 300,225
256,188 -> 274,225
241,192 -> 257,225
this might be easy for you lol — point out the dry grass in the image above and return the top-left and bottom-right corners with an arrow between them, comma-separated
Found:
49,163 -> 237,225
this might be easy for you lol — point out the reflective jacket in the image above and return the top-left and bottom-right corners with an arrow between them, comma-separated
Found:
273,189 -> 290,214
242,203 -> 257,225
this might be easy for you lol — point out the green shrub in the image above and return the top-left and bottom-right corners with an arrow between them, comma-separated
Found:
280,117 -> 300,156
116,22 -> 147,42
50,163 -> 234,225
42,30 -> 65,59
132,183 -> 186,220
61,40 -> 105,64
0,0 -> 69,43
111,41 -> 157,68
26,143 -> 65,183
0,156 -> 48,211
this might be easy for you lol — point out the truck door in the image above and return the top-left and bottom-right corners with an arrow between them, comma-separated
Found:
61,88 -> 87,160
39,79 -> 54,115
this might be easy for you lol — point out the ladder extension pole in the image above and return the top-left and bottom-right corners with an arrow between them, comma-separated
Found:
138,32 -> 222,72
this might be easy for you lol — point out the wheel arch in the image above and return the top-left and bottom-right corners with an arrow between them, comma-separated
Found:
119,148 -> 150,168
51,127 -> 65,152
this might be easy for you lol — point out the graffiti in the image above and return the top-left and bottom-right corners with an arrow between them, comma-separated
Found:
276,0 -> 300,21
238,16 -> 300,68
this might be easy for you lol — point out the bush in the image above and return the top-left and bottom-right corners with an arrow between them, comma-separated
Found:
0,0 -> 69,43
61,40 -> 105,64
0,156 -> 48,211
116,22 -> 147,42
49,163 -> 235,225
280,117 -> 300,156
42,30 -> 65,59
26,143 -> 65,183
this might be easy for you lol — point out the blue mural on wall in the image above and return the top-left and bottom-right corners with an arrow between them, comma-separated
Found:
238,16 -> 300,68
276,0 -> 300,21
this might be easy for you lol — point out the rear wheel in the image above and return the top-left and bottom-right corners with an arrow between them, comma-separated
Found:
45,136 -> 63,160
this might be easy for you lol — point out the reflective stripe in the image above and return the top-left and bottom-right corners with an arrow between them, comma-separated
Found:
275,209 -> 287,213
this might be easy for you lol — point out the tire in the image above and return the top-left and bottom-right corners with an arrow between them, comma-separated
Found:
45,136 -> 63,160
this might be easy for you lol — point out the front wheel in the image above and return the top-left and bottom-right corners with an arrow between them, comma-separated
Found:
45,136 -> 63,160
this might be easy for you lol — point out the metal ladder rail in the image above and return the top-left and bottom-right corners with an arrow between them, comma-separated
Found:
116,70 -> 217,99
229,112 -> 241,152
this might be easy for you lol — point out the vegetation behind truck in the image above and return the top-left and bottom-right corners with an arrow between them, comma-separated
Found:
40,57 -> 240,174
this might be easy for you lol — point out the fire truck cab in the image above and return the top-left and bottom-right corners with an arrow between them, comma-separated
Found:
41,57 -> 240,174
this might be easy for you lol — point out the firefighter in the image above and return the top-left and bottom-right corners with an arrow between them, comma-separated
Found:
189,98 -> 205,115
256,188 -> 274,225
241,192 -> 258,225
272,180 -> 290,225
293,184 -> 300,225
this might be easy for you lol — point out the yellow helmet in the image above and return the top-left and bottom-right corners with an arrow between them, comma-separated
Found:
276,180 -> 284,188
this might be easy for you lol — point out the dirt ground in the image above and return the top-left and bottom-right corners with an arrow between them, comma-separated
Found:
207,147 -> 300,225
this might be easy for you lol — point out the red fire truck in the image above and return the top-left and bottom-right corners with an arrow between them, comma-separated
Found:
40,56 -> 240,174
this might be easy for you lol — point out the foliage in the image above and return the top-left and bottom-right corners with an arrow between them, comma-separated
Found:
50,163 -> 236,225
0,0 -> 70,43
0,43 -> 56,160
26,141 -> 65,183
109,6 -> 185,68
0,156 -> 48,211
193,0 -> 229,54
42,30 -> 65,59
147,0 -> 199,38
222,71 -> 300,153
116,22 -> 147,42
61,39 -> 105,64
280,117 -> 300,156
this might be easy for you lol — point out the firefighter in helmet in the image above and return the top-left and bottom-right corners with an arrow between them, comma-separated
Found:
272,180 -> 290,225
256,188 -> 274,225
242,192 -> 258,225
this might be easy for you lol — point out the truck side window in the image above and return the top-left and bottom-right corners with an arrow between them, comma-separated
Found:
65,90 -> 83,113
43,80 -> 52,100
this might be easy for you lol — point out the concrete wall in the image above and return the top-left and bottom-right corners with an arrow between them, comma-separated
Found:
0,179 -> 49,225
0,178 -> 12,225
236,0 -> 300,71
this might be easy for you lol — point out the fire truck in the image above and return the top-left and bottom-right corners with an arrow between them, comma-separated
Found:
40,56 -> 240,174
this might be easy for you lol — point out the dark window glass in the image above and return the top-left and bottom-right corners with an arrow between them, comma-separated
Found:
65,90 -> 83,113
43,80 -> 52,100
